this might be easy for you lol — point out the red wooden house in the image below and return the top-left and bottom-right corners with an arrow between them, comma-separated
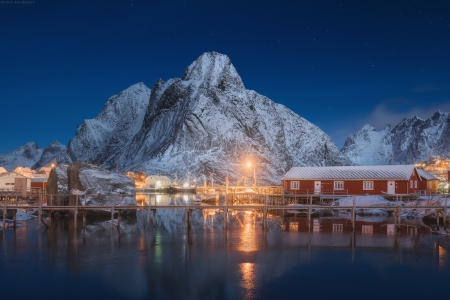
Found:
417,169 -> 439,194
281,165 -> 421,195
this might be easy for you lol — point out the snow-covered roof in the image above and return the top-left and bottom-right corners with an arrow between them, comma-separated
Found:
282,165 -> 417,181
0,167 -> 7,174
417,169 -> 439,181
31,174 -> 48,182
145,175 -> 171,182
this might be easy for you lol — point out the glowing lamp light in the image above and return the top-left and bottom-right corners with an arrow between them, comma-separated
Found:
247,162 -> 252,168
183,182 -> 189,188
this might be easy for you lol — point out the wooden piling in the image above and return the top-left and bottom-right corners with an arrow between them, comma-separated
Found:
436,209 -> 440,230
152,209 -> 156,227
74,195 -> 78,229
351,196 -> 356,231
397,206 -> 402,231
2,196 -> 6,230
13,209 -> 16,229
110,200 -> 115,229
117,210 -> 121,229
444,196 -> 448,230
185,209 -> 190,232
307,196 -> 312,230
82,210 -> 86,228
147,205 -> 151,228
38,195 -> 42,230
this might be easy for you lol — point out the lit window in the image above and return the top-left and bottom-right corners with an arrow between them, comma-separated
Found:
290,181 -> 299,190
363,181 -> 373,190
410,180 -> 413,188
414,180 -> 417,188
334,181 -> 344,190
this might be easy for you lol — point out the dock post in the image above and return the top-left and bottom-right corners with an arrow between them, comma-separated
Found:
38,195 -> 42,230
152,209 -> 156,227
185,209 -> 190,232
74,195 -> 78,229
436,209 -> 440,230
83,210 -> 86,228
146,205 -> 150,228
397,206 -> 402,231
351,196 -> 356,232
110,200 -> 115,229
13,209 -> 16,229
307,196 -> 312,230
117,210 -> 121,229
2,196 -> 6,230
444,196 -> 448,230
224,190 -> 228,229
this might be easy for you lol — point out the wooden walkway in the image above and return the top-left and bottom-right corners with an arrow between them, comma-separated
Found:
1,193 -> 449,231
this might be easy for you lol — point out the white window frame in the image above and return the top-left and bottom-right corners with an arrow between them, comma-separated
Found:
410,180 -> 413,188
414,180 -> 417,188
334,181 -> 344,190
363,181 -> 373,190
290,181 -> 299,190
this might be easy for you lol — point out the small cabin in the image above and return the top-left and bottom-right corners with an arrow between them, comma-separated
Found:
30,174 -> 49,191
0,172 -> 31,195
417,169 -> 439,194
282,165 -> 421,195
144,175 -> 172,188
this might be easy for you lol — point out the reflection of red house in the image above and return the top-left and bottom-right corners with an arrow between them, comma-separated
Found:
284,218 -> 431,234
282,165 -> 421,195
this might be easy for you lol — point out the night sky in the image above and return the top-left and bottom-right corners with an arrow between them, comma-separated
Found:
1,0 -> 449,154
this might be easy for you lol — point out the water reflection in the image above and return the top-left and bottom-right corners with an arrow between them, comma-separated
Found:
1,215 -> 450,300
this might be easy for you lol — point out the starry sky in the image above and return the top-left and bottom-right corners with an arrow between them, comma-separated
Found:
1,0 -> 449,154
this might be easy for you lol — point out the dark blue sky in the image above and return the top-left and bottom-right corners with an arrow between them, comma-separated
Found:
1,0 -> 449,154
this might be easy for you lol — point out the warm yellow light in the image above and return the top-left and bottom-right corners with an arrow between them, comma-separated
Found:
247,162 -> 252,168
183,182 -> 189,187
51,163 -> 55,168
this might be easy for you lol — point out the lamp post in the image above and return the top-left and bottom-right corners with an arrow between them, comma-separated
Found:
247,161 -> 256,189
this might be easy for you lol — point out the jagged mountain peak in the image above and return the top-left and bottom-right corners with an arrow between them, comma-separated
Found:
182,52 -> 245,91
343,110 -> 450,165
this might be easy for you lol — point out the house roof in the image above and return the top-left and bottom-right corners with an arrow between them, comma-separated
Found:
417,169 -> 439,181
31,174 -> 49,182
282,165 -> 417,181
0,172 -> 28,179
145,175 -> 171,182
0,167 -> 7,174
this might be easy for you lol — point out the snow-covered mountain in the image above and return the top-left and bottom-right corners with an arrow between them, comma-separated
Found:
64,52 -> 351,184
0,140 -> 66,171
342,111 -> 450,165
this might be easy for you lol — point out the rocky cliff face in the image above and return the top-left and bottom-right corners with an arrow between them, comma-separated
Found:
342,111 -> 450,165
65,52 -> 352,184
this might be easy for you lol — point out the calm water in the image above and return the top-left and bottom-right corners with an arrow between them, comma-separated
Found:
1,214 -> 449,300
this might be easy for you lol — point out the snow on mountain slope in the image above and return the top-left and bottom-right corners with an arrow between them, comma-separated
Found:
66,82 -> 151,166
342,111 -> 450,165
0,140 -> 66,171
32,140 -> 66,169
67,52 -> 351,184
0,142 -> 43,171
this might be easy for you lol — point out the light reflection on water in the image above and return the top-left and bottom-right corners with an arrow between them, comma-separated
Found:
1,215 -> 450,300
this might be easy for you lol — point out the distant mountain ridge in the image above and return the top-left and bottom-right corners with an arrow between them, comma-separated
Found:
0,140 -> 66,171
342,111 -> 450,165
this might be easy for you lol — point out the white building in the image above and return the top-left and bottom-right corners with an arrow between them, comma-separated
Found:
144,175 -> 172,188
0,172 -> 31,194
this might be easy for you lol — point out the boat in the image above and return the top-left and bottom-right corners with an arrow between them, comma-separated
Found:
381,191 -> 420,200
170,174 -> 197,193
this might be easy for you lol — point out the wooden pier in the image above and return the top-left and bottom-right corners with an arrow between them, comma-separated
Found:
1,193 -> 449,232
